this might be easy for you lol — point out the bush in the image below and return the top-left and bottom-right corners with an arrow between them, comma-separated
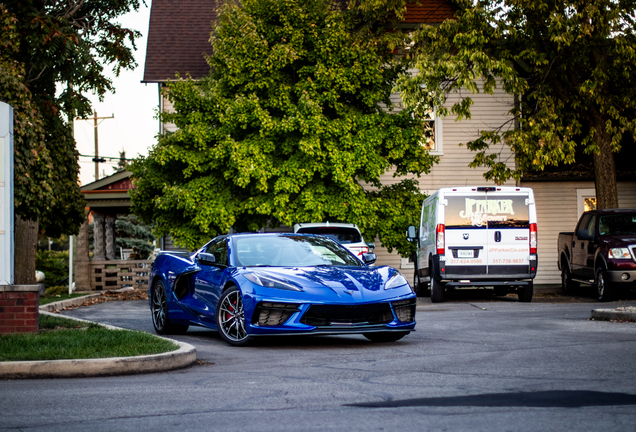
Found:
36,250 -> 69,287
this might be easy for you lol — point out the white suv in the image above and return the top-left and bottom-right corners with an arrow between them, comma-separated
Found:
293,222 -> 374,259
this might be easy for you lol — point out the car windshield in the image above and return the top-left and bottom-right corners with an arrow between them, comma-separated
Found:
295,227 -> 362,244
233,235 -> 364,267
599,213 -> 636,236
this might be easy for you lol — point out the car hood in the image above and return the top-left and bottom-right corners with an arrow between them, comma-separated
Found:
238,266 -> 409,302
601,235 -> 636,248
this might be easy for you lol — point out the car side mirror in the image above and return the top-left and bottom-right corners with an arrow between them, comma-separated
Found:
406,225 -> 417,241
366,242 -> 375,250
362,253 -> 377,265
576,229 -> 593,241
197,252 -> 217,265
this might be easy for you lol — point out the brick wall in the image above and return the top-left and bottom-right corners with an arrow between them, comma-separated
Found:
0,291 -> 39,333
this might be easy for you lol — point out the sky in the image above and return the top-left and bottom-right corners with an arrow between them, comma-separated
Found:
73,2 -> 158,186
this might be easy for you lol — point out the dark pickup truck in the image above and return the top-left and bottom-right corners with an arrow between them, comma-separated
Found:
558,209 -> 636,301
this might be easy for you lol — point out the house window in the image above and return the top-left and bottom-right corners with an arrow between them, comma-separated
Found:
577,188 -> 596,216
419,109 -> 443,155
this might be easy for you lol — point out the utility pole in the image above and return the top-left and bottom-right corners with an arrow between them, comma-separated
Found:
78,111 -> 114,182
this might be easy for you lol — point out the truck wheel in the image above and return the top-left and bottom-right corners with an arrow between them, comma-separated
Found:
430,276 -> 445,303
560,259 -> 578,295
517,282 -> 533,302
595,267 -> 613,302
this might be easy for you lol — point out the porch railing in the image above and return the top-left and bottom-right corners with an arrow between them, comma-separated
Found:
89,260 -> 153,291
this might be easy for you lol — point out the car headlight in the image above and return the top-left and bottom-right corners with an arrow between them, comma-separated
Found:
609,248 -> 631,259
386,272 -> 409,290
244,272 -> 303,291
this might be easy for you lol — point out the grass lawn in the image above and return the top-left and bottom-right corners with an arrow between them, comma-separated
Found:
39,292 -> 92,305
0,314 -> 179,361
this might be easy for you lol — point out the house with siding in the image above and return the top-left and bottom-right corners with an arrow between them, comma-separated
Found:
142,0 -> 636,285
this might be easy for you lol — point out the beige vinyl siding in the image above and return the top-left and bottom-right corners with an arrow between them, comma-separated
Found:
375,84 -> 516,270
521,181 -> 585,285
160,92 -> 177,134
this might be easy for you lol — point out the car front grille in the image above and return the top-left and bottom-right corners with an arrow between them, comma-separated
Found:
392,299 -> 416,323
300,303 -> 393,327
252,302 -> 300,327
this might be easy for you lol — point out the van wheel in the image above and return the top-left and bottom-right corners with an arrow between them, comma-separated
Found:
595,266 -> 613,302
560,260 -> 578,295
517,282 -> 533,302
413,269 -> 430,297
430,276 -> 445,303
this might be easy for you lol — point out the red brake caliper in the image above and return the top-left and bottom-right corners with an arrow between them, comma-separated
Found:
225,298 -> 236,321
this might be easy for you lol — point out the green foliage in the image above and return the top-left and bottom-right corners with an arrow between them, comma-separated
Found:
130,0 -> 436,256
36,250 -> 69,287
0,1 -> 143,234
397,0 -> 636,207
115,214 -> 155,258
44,285 -> 70,296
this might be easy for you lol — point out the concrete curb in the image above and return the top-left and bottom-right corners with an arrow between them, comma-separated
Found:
38,293 -> 103,312
591,309 -> 636,321
0,312 -> 197,379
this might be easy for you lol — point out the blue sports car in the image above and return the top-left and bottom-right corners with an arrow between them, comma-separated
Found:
149,233 -> 416,346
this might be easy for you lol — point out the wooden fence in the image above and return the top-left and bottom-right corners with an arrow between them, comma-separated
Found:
89,260 -> 153,291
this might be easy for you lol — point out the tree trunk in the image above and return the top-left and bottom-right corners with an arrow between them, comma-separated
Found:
592,121 -> 619,210
14,215 -> 38,285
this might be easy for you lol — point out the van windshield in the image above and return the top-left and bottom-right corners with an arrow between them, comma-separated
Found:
445,195 -> 529,229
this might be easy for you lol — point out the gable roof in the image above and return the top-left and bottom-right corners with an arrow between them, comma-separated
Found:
143,0 -> 218,83
143,0 -> 457,83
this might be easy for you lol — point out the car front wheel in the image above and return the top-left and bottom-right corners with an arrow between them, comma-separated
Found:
216,286 -> 251,346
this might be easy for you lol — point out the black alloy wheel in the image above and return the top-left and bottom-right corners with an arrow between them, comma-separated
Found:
151,280 -> 189,335
216,286 -> 251,346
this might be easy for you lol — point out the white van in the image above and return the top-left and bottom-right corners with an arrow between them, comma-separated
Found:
406,186 -> 538,302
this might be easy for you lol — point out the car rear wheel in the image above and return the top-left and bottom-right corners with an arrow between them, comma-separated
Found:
363,331 -> 410,342
517,282 -> 533,302
595,267 -> 613,302
216,286 -> 251,346
151,280 -> 189,335
560,260 -> 578,295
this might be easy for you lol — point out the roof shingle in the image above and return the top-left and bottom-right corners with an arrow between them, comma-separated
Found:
143,0 -> 217,82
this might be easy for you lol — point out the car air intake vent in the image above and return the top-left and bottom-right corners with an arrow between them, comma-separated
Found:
300,303 -> 393,327
392,299 -> 416,323
252,302 -> 300,327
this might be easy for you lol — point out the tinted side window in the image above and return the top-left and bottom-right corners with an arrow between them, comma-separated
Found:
206,239 -> 229,266
577,214 -> 592,232
445,195 -> 529,229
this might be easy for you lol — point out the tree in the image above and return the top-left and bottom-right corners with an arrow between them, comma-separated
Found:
0,1 -> 143,283
130,0 -> 437,256
396,0 -> 636,209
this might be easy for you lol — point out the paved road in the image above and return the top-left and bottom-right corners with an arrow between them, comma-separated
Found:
2,293 -> 636,432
